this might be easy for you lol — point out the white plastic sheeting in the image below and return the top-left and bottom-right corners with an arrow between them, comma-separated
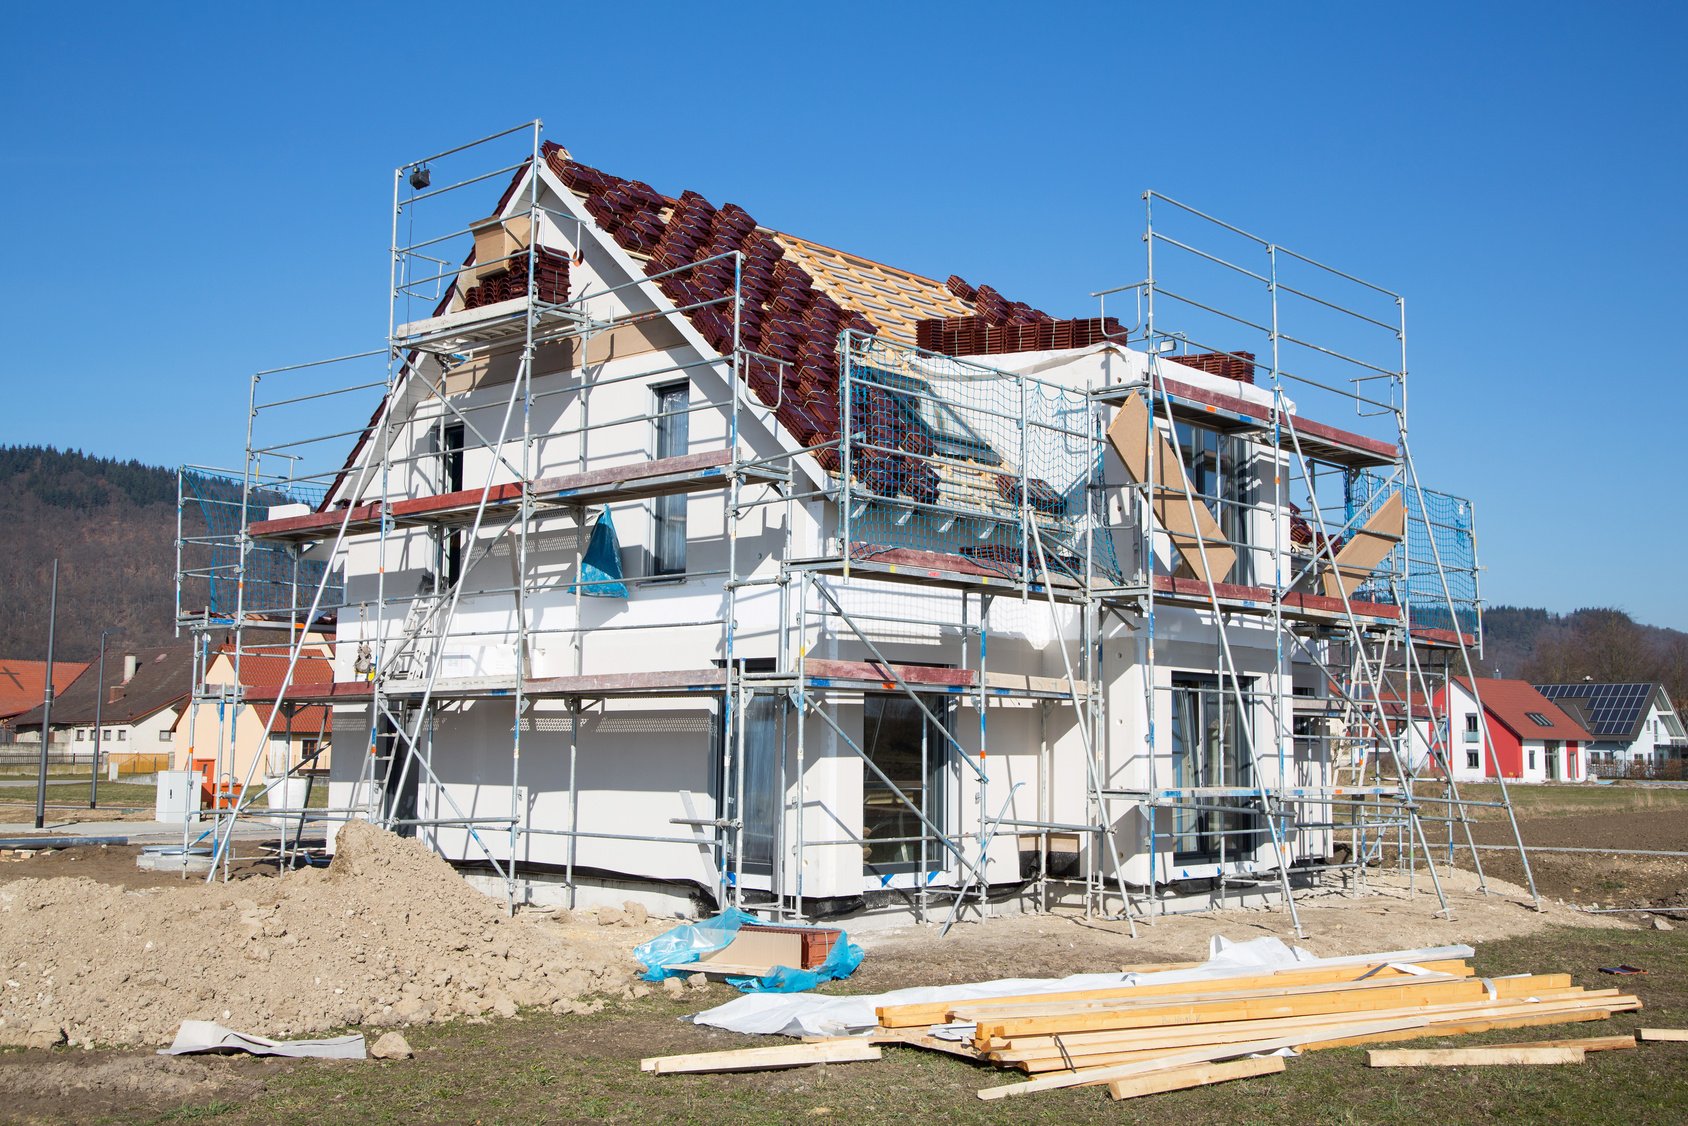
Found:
689,936 -> 1476,1039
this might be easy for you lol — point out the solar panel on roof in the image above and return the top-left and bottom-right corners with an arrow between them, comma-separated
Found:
1532,683 -> 1654,736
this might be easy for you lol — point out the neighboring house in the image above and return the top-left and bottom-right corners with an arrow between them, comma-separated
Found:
176,646 -> 334,791
0,659 -> 87,743
1534,682 -> 1688,775
13,647 -> 191,774
206,135 -> 1494,919
1414,678 -> 1591,783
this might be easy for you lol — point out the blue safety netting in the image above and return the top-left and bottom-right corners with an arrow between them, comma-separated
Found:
1344,470 -> 1480,636
840,335 -> 1119,586
633,908 -> 865,994
180,468 -> 344,617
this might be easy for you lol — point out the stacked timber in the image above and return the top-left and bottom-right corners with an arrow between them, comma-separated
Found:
868,953 -> 1643,1101
642,948 -> 1659,1101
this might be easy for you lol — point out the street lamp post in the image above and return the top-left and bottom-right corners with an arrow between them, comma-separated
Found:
90,627 -> 123,809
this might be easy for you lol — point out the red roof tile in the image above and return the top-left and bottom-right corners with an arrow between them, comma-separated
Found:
1455,677 -> 1593,742
0,660 -> 88,721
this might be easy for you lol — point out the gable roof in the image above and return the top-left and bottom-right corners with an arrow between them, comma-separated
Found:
1533,682 -> 1673,741
0,660 -> 88,722
1453,677 -> 1592,742
13,646 -> 192,730
547,145 -> 1061,471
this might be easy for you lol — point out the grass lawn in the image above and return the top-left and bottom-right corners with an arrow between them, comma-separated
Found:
139,925 -> 1688,1126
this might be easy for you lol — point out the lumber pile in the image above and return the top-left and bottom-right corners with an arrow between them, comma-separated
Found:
865,953 -> 1643,1101
649,947 -> 1675,1098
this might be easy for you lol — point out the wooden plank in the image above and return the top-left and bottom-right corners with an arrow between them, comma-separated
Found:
953,971 -> 1469,1022
1486,1035 -> 1637,1053
1367,1046 -> 1586,1067
976,1015 -> 1430,1101
879,959 -> 1472,1030
992,999 -> 1627,1073
1108,394 -> 1237,584
1638,1028 -> 1688,1042
1002,998 -> 1626,1072
975,979 -> 1495,1041
1322,492 -> 1407,599
1107,1055 -> 1285,1101
642,1040 -> 881,1075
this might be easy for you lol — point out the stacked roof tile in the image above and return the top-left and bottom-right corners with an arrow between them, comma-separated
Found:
1168,350 -> 1258,385
550,145 -> 882,474
463,247 -> 571,309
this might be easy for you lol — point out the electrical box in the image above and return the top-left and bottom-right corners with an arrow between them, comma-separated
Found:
156,770 -> 202,823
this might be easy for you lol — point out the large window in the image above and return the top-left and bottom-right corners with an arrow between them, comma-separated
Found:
861,694 -> 951,873
1174,422 -> 1251,583
652,383 -> 690,575
1169,675 -> 1258,862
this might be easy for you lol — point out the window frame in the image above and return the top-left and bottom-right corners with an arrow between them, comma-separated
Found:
651,381 -> 691,577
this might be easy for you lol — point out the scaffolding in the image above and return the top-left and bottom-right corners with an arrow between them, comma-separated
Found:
175,124 -> 1535,932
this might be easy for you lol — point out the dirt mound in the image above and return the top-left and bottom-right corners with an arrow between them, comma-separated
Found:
0,822 -> 641,1047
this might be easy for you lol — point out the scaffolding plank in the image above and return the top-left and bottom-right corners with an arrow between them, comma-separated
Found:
1107,395 -> 1237,585
1322,492 -> 1406,600
248,450 -> 748,543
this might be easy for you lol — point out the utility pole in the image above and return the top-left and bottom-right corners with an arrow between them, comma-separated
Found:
34,560 -> 59,830
90,627 -> 122,809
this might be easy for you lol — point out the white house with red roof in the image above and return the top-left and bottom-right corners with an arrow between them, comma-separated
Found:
1413,677 -> 1592,783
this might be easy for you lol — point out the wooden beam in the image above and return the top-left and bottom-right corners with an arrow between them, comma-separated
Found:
1108,394 -> 1236,584
878,959 -> 1473,1030
1486,1035 -> 1636,1053
1321,491 -> 1406,600
1638,1028 -> 1688,1042
975,979 -> 1497,1041
976,1016 -> 1430,1101
642,1040 -> 881,1075
1366,1046 -> 1586,1067
1107,1055 -> 1285,1101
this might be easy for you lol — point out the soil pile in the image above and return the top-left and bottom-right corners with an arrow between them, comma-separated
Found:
0,822 -> 641,1047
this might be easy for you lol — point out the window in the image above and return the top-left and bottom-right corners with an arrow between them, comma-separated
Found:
159,729 -> 173,742
1169,675 -> 1258,861
1463,713 -> 1480,742
1175,422 -> 1251,583
1526,712 -> 1554,728
116,729 -> 126,742
1466,749 -> 1481,770
76,729 -> 85,742
1527,747 -> 1536,770
652,383 -> 690,576
439,421 -> 465,587
867,370 -> 999,465
861,694 -> 952,873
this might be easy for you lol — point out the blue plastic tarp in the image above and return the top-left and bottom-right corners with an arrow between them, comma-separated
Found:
571,509 -> 627,598
632,909 -> 865,994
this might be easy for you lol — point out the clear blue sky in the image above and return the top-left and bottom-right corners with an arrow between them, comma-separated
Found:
3,3 -> 1684,627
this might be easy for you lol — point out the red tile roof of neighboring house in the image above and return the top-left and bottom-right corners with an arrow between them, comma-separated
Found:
0,660 -> 88,721
1454,677 -> 1592,743
214,650 -> 334,734
12,647 -> 190,730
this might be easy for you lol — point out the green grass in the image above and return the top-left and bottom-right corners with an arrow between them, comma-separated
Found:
1454,781 -> 1688,820
128,925 -> 1687,1126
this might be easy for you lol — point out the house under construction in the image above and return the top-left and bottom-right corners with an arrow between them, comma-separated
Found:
175,122 -> 1537,932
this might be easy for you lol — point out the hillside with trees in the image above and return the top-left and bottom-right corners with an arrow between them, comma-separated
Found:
0,446 -> 180,660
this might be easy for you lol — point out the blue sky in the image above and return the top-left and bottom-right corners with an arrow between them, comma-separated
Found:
3,3 -> 1684,627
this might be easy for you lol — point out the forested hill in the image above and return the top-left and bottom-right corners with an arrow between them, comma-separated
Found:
0,446 -> 180,659
1476,606 -> 1688,706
